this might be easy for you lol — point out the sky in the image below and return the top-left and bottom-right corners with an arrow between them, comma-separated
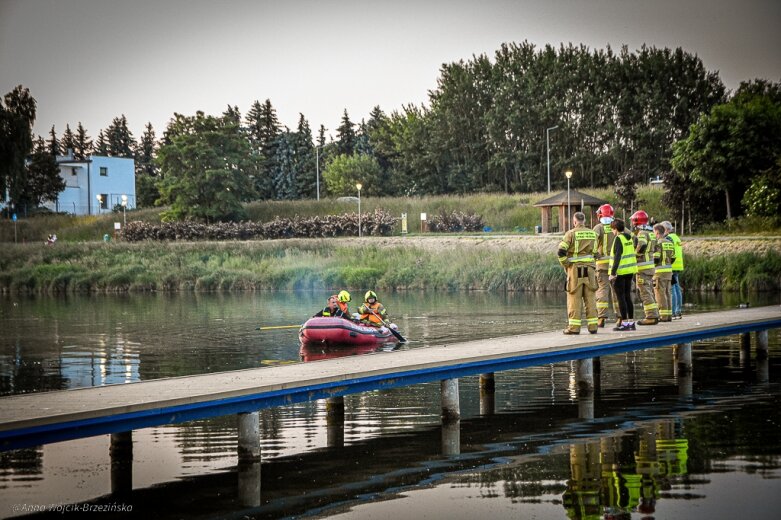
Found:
1,0 -> 779,141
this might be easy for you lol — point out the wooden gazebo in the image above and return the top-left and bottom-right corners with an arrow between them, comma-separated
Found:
534,190 -> 608,233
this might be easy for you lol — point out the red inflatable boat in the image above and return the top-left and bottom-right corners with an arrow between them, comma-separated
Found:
299,317 -> 399,348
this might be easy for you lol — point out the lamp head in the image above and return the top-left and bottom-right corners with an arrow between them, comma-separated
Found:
356,183 -> 362,191
565,170 -> 573,179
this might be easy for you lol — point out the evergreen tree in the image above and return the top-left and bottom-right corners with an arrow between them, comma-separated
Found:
95,130 -> 109,155
293,114 -> 316,198
245,99 -> 280,198
61,124 -> 76,156
106,115 -> 134,158
335,109 -> 356,156
48,125 -> 61,157
135,122 -> 159,207
75,122 -> 92,159
272,130 -> 297,200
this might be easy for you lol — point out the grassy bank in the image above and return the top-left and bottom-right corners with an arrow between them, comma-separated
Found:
1,189 -> 669,243
1,237 -> 779,294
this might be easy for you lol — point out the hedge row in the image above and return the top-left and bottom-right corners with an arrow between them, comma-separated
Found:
427,211 -> 486,232
123,210 -> 398,241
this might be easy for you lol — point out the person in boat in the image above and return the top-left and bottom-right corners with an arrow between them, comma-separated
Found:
336,290 -> 353,317
358,291 -> 396,329
313,294 -> 350,318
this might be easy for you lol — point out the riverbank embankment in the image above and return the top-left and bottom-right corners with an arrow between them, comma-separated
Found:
1,235 -> 780,294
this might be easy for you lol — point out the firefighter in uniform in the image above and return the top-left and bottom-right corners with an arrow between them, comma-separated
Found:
593,204 -> 619,327
630,210 -> 660,325
652,224 -> 676,322
557,212 -> 599,335
663,221 -> 685,319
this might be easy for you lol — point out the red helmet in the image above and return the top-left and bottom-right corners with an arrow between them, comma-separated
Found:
630,210 -> 649,227
597,204 -> 614,218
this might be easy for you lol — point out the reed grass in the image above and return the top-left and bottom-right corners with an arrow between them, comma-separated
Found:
1,239 -> 778,294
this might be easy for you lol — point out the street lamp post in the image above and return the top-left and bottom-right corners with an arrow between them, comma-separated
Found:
316,147 -> 320,201
546,125 -> 558,193
121,194 -> 128,227
356,183 -> 362,237
96,194 -> 103,215
565,170 -> 573,230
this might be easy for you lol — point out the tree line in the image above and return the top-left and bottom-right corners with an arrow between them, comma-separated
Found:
2,40 -> 779,225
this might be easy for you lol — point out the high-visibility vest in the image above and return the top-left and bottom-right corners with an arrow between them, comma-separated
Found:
668,233 -> 684,271
655,238 -> 675,274
635,230 -> 656,272
609,233 -> 638,276
595,223 -> 614,269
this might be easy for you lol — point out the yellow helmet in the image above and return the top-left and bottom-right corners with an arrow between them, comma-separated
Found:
338,290 -> 351,303
364,290 -> 377,301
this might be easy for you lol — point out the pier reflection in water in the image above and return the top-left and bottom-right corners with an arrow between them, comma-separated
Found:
1,292 -> 780,518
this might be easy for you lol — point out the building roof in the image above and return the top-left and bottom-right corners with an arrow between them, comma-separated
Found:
533,190 -> 608,207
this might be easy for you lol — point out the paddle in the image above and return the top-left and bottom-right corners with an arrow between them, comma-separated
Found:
366,307 -> 407,343
256,324 -> 301,331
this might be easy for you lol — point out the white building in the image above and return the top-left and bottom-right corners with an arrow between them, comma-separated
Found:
44,152 -> 136,215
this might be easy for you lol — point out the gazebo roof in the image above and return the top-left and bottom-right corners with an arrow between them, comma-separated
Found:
533,190 -> 608,208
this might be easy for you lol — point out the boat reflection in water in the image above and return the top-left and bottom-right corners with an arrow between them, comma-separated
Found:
299,341 -> 398,362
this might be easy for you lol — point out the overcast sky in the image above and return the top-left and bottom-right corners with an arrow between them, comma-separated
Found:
1,0 -> 779,141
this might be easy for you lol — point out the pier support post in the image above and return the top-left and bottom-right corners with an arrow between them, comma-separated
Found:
479,373 -> 495,416
326,397 -> 345,448
578,394 -> 594,420
110,431 -> 133,497
441,378 -> 461,422
238,461 -> 262,507
740,332 -> 751,351
576,359 -> 594,396
441,420 -> 461,456
674,343 -> 692,376
756,330 -> 769,360
238,412 -> 261,462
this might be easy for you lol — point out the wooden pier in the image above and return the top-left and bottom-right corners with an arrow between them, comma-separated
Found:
1,306 -> 779,453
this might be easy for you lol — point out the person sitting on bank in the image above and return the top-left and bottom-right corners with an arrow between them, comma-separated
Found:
313,294 -> 350,318
358,291 -> 391,328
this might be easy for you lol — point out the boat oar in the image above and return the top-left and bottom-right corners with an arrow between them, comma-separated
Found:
256,324 -> 302,331
367,308 -> 407,343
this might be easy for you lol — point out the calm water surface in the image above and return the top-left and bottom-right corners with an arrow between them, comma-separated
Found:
1,291 -> 780,519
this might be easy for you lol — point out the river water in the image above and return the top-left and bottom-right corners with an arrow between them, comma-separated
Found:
1,290 -> 780,519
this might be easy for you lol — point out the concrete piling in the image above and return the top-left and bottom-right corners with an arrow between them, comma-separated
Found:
479,373 -> 495,416
110,431 -> 133,497
441,378 -> 460,422
238,412 -> 261,462
576,358 -> 594,396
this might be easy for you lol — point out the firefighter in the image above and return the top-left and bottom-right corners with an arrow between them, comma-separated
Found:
358,290 -> 390,327
663,221 -> 685,319
313,294 -> 350,318
653,224 -> 676,322
336,290 -> 352,316
593,203 -> 619,327
630,210 -> 660,325
557,211 -> 599,335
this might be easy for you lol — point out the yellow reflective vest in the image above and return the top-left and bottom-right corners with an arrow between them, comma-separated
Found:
609,233 -> 638,276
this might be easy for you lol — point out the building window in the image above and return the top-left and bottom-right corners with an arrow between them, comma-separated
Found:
71,168 -> 77,176
100,167 -> 108,176
100,194 -> 108,209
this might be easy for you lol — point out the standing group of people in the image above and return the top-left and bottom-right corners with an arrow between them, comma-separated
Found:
558,204 -> 684,334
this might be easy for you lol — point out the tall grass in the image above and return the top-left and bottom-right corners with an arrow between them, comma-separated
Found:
1,188 -> 677,243
1,239 -> 778,294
